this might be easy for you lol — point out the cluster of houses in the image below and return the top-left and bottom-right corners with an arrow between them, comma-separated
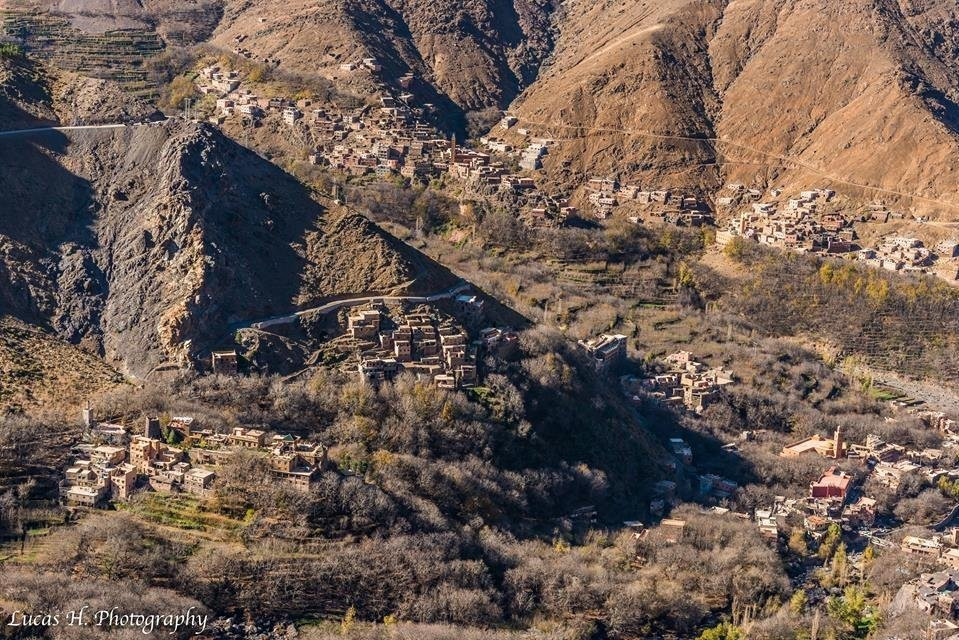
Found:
859,236 -> 946,275
328,301 -> 502,390
893,568 -> 959,627
197,67 -> 591,231
196,65 -> 241,94
196,62 -> 453,182
716,186 -> 857,254
641,407 -> 959,550
582,177 -> 713,226
624,350 -> 735,413
200,65 -> 587,232
771,413 -> 959,538
456,133 -> 586,228
198,70 -> 590,232
62,408 -> 327,507
337,57 -> 384,73
717,183 -> 959,279
313,103 -> 448,181
197,64 -> 301,123
481,116 -> 552,171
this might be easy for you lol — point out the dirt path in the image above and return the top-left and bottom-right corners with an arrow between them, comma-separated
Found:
515,117 -> 959,212
866,368 -> 959,417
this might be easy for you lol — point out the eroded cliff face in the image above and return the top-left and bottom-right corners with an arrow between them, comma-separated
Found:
209,0 -> 556,125
0,120 -> 454,376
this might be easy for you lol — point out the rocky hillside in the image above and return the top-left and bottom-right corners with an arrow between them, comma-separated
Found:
0,317 -> 123,412
512,0 -> 959,216
0,119 -> 456,377
0,54 -> 57,127
4,0 -> 222,44
0,55 -> 160,128
10,0 -> 959,214
209,0 -> 555,123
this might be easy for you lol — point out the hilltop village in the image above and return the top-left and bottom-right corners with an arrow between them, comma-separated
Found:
336,300 -> 504,389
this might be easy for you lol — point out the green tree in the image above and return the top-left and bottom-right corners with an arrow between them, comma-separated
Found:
161,75 -> 198,112
340,605 -> 356,635
697,622 -> 744,640
826,586 -> 878,639
818,523 -> 842,560
790,589 -> 808,616
862,545 -> 875,578
789,527 -> 809,556
831,543 -> 848,588
678,261 -> 695,288
0,44 -> 23,59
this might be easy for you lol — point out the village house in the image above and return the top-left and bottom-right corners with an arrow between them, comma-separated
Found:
282,107 -> 303,125
848,433 -> 906,463
183,468 -> 216,496
658,518 -> 687,543
903,535 -> 944,558
873,459 -> 921,490
699,473 -> 737,499
211,350 -> 239,375
578,333 -> 627,372
755,509 -> 780,539
781,427 -> 847,459
810,467 -> 853,502
842,496 -> 877,527
227,427 -> 266,448
893,571 -> 959,619
640,351 -> 734,412
669,438 -> 693,465
269,452 -> 320,489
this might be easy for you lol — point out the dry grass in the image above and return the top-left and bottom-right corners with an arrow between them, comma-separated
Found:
0,317 -> 125,412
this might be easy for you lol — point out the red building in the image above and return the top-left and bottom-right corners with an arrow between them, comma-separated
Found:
810,466 -> 852,500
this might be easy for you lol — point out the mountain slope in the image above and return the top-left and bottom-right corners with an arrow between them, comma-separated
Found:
0,55 -> 160,129
209,0 -> 555,121
509,0 -> 723,193
0,120 -> 456,376
511,0 -> 959,215
4,0 -> 556,126
0,316 -> 123,411
11,0 -> 959,213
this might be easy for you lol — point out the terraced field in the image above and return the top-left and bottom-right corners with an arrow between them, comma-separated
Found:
1,10 -> 164,97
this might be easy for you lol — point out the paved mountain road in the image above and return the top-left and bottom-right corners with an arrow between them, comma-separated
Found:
0,121 -> 164,138
237,281 -> 472,331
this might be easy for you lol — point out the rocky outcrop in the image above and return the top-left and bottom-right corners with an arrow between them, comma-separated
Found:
208,0 -> 556,128
0,120 -> 454,376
